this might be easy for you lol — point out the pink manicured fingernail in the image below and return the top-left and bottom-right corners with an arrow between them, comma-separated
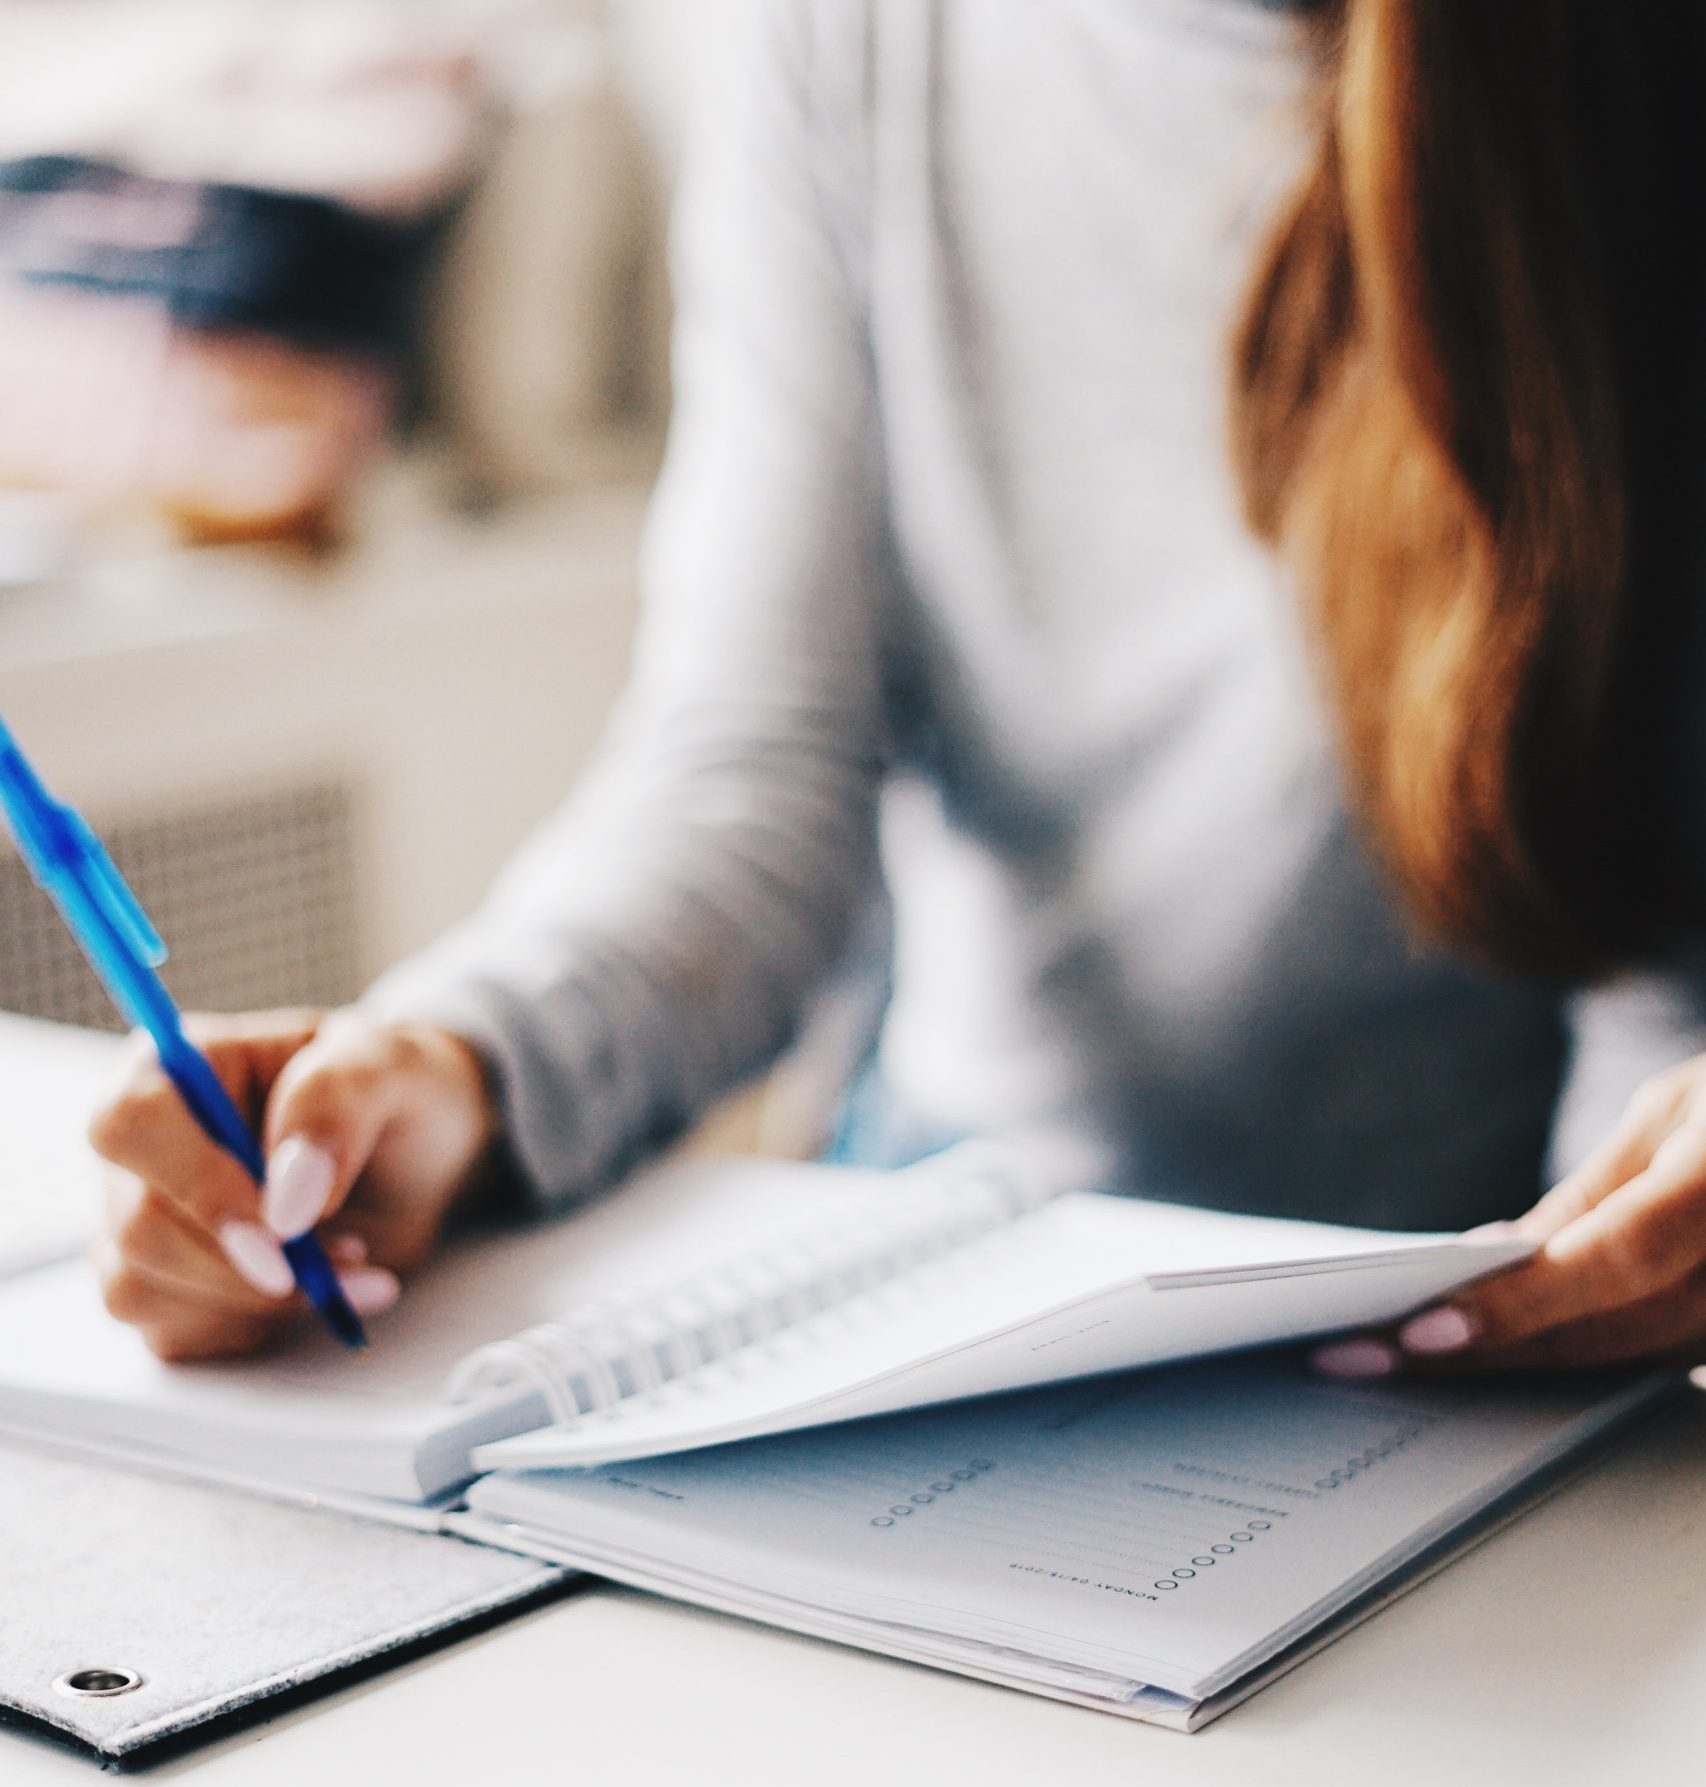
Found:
263,1137 -> 337,1240
338,1267 -> 400,1317
1399,1305 -> 1478,1355
220,1221 -> 296,1298
1309,1338 -> 1398,1380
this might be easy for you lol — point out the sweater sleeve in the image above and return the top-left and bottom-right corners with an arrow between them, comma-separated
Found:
363,1 -> 894,1209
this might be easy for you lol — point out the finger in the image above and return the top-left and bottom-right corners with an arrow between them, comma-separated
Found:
104,1173 -> 295,1313
258,1016 -> 416,1241
1317,1297 -> 1706,1384
96,1234 -> 399,1355
176,1011 -> 323,1122
327,1233 -> 368,1267
1519,1086 -> 1678,1239
1390,1073 -> 1706,1365
1407,1115 -> 1706,1355
135,1282 -> 288,1362
1506,1115 -> 1706,1328
90,1010 -> 325,1182
1309,1336 -> 1403,1380
96,1238 -> 292,1336
92,1069 -> 297,1298
89,1050 -> 266,1236
93,1015 -> 320,1147
138,1318 -> 279,1365
1407,1271 -> 1706,1375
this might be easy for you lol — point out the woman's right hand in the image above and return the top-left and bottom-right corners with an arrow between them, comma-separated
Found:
89,1007 -> 501,1362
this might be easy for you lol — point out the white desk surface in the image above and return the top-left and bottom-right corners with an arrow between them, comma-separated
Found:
2,1017 -> 1700,1784
5,1388 -> 1704,1786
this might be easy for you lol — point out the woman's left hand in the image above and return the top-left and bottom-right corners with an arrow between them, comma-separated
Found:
1312,1055 -> 1706,1380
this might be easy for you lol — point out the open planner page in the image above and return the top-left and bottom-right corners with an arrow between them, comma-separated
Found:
465,1352 -> 1668,1706
474,1194 -> 1530,1469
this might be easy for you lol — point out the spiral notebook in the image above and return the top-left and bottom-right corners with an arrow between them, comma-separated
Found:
0,1141 -> 1529,1507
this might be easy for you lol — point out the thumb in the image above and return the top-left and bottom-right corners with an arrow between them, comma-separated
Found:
258,1023 -> 401,1241
1521,1076 -> 1688,1243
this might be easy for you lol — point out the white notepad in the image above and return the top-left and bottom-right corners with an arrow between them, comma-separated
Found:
0,1140 -> 1528,1504
0,1015 -> 120,1276
458,1353 -> 1673,1730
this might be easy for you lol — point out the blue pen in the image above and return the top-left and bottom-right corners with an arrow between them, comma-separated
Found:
0,711 -> 366,1348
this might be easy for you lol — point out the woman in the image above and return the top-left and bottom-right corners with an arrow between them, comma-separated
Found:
89,0 -> 1706,1380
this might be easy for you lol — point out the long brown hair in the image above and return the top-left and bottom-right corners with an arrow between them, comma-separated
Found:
1232,0 -> 1706,979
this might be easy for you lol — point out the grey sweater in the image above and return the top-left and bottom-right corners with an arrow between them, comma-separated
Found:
368,0 -> 1706,1228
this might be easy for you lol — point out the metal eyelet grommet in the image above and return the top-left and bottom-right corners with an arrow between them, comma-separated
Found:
53,1668 -> 145,1699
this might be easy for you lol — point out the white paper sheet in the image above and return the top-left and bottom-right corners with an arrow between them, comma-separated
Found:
0,1152 -> 918,1498
474,1196 -> 1530,1468
0,1016 -> 120,1275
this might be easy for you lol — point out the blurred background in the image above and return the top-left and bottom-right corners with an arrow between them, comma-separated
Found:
0,0 -> 717,1039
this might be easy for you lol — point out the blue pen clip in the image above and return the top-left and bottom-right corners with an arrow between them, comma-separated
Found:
65,809 -> 167,969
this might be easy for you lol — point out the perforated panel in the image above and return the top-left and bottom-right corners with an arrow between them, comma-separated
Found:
0,781 -> 363,1030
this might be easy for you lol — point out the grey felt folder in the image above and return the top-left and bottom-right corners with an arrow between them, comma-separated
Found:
0,1439 -> 571,1761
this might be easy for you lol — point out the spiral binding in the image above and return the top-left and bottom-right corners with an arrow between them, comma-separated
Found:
445,1143 -> 1057,1428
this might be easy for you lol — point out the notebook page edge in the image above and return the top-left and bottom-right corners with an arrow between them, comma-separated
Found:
468,1228 -> 1533,1471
